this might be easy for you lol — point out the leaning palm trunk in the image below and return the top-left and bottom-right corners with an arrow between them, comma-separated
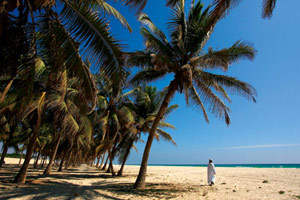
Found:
58,150 -> 66,172
65,150 -> 73,169
33,151 -> 41,168
134,80 -> 177,189
19,150 -> 23,166
14,121 -> 42,183
98,153 -> 105,169
118,138 -> 134,176
0,126 -> 15,168
0,77 -> 15,104
101,151 -> 109,170
43,134 -> 61,175
95,155 -> 100,168
108,142 -> 118,176
0,141 -> 9,168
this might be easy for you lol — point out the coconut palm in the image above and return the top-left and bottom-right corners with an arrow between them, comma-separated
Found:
126,0 -> 256,189
116,85 -> 178,176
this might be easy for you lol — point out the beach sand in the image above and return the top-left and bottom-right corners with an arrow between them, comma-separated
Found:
0,158 -> 300,199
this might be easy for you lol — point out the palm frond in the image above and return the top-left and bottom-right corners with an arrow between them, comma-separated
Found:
158,122 -> 176,129
120,0 -> 148,14
189,85 -> 209,123
130,70 -> 167,85
166,0 -> 181,7
191,41 -> 255,71
125,51 -> 152,68
210,0 -> 241,20
38,14 -> 97,113
61,1 -> 123,78
262,0 -> 276,18
156,129 -> 176,145
197,71 -> 256,102
88,0 -> 132,32
139,13 -> 170,47
164,104 -> 179,117
193,79 -> 231,124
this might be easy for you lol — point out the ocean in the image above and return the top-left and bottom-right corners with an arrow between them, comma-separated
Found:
128,164 -> 300,168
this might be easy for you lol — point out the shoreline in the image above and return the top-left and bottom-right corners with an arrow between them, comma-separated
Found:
1,158 -> 300,199
126,163 -> 300,168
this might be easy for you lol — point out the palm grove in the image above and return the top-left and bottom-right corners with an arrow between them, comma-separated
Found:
0,0 -> 264,189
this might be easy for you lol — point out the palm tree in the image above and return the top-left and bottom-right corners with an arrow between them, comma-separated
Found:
116,85 -> 178,176
126,0 -> 256,189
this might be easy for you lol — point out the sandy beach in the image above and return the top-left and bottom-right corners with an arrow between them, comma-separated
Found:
0,158 -> 299,200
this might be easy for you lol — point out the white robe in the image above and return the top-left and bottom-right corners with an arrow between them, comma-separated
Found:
207,163 -> 216,184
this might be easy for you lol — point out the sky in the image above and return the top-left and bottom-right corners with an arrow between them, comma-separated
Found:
2,0 -> 300,165
107,0 -> 300,165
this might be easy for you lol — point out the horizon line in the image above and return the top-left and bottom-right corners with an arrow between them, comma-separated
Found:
225,144 -> 299,149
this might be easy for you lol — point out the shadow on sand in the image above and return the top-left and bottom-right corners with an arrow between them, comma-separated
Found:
0,164 -> 191,200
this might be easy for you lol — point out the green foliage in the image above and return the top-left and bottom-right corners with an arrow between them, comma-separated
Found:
127,0 -> 256,126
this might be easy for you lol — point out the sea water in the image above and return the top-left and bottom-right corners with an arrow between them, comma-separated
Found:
128,164 -> 300,168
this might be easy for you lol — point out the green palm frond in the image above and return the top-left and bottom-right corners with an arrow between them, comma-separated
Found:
61,1 -> 123,77
125,51 -> 153,68
140,28 -> 172,57
189,85 -> 209,123
196,71 -> 256,102
38,14 -> 97,113
158,121 -> 176,129
88,0 -> 132,32
193,79 -> 231,124
139,13 -> 170,48
191,41 -> 255,71
130,70 -> 167,85
156,128 -> 176,145
164,104 -> 179,117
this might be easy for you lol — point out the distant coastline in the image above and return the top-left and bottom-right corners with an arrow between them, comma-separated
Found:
127,163 -> 300,168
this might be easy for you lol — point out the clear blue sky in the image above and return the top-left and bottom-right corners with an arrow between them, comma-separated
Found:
108,0 -> 300,164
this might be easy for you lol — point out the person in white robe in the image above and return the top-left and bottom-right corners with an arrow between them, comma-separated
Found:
207,159 -> 216,185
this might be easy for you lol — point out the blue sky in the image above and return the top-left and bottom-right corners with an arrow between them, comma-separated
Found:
108,0 -> 300,164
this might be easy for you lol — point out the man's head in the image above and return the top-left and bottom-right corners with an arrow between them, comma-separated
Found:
209,159 -> 213,163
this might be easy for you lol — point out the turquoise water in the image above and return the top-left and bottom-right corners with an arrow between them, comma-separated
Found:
128,164 -> 300,168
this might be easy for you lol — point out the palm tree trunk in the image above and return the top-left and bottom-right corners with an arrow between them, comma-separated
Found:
118,138 -> 134,176
98,153 -> 105,169
0,127 -> 15,168
41,157 -> 46,168
134,81 -> 177,189
18,150 -> 23,166
108,142 -> 118,176
65,150 -> 73,169
101,151 -> 109,170
72,152 -> 78,167
106,148 -> 112,173
95,155 -> 100,168
33,151 -> 41,168
58,150 -> 66,172
43,134 -> 61,175
0,77 -> 14,104
14,123 -> 41,183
